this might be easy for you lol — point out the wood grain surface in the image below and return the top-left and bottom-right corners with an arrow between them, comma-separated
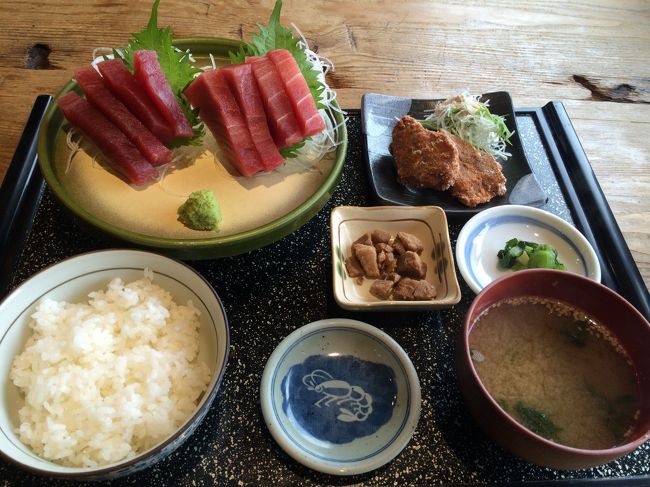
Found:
0,0 -> 648,289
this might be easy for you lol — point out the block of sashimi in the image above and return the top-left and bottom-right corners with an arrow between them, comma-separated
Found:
184,70 -> 265,177
97,59 -> 174,144
220,63 -> 285,171
267,49 -> 326,138
74,66 -> 172,166
57,92 -> 157,185
246,56 -> 303,148
133,50 -> 193,139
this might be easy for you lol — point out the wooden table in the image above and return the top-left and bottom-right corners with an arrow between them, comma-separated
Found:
0,0 -> 648,290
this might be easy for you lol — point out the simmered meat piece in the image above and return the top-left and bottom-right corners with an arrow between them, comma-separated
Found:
390,116 -> 459,191
392,239 -> 406,256
449,134 -> 506,207
396,251 -> 427,279
370,280 -> 395,300
377,249 -> 397,277
375,242 -> 392,253
345,229 -> 437,301
386,272 -> 401,284
354,232 -> 372,246
345,254 -> 364,278
371,229 -> 392,244
396,232 -> 424,254
393,278 -> 437,301
352,244 -> 380,278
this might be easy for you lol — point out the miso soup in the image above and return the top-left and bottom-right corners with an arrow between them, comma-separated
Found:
469,296 -> 640,450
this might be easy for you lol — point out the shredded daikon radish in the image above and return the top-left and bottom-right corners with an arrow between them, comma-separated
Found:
290,23 -> 347,162
421,91 -> 513,160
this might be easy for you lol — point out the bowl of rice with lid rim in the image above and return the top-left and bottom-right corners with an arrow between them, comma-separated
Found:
0,249 -> 229,480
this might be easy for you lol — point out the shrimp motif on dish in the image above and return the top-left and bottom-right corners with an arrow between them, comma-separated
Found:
302,370 -> 374,422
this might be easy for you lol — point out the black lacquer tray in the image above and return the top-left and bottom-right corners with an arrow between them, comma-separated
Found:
1,95 -> 650,486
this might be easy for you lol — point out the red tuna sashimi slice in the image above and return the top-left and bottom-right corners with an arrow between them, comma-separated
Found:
247,57 -> 303,148
97,59 -> 174,144
74,66 -> 172,166
57,92 -> 157,185
184,71 -> 264,177
220,64 -> 285,171
134,50 -> 193,139
267,49 -> 326,138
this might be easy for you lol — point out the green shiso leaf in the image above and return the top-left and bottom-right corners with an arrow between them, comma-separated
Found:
114,0 -> 204,145
229,0 -> 324,108
229,0 -> 325,158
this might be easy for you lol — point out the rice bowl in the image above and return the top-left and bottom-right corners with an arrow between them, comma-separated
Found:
0,250 -> 229,480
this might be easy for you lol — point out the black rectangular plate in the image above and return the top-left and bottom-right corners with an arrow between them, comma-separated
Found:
361,91 -> 547,215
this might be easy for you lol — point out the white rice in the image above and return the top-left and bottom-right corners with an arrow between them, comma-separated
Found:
10,276 -> 211,468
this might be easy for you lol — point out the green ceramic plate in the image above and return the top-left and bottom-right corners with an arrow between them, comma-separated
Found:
37,38 -> 348,260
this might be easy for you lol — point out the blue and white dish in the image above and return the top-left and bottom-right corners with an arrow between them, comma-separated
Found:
260,318 -> 421,476
456,205 -> 601,294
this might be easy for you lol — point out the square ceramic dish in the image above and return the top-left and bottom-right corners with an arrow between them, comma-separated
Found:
331,205 -> 461,310
361,92 -> 547,216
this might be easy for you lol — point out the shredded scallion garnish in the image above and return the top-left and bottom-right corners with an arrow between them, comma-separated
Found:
420,92 -> 513,160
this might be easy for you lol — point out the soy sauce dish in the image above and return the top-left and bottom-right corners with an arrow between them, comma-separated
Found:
457,269 -> 650,469
260,318 -> 421,475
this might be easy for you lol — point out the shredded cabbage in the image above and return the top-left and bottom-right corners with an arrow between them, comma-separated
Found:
420,92 -> 513,160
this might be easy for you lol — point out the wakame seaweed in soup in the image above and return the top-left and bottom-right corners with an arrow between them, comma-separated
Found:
469,297 -> 640,450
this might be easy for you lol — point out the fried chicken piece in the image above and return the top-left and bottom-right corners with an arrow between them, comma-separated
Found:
390,116 -> 459,191
450,134 -> 506,207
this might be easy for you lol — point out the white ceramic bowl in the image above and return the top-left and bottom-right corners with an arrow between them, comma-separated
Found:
0,249 -> 229,480
331,205 -> 461,310
456,205 -> 601,294
260,318 -> 421,475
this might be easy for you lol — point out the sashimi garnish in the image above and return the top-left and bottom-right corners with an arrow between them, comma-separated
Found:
228,0 -> 345,161
111,0 -> 204,146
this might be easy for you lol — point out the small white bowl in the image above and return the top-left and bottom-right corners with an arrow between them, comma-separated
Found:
0,249 -> 229,480
260,318 -> 421,476
456,205 -> 601,294
330,205 -> 461,310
